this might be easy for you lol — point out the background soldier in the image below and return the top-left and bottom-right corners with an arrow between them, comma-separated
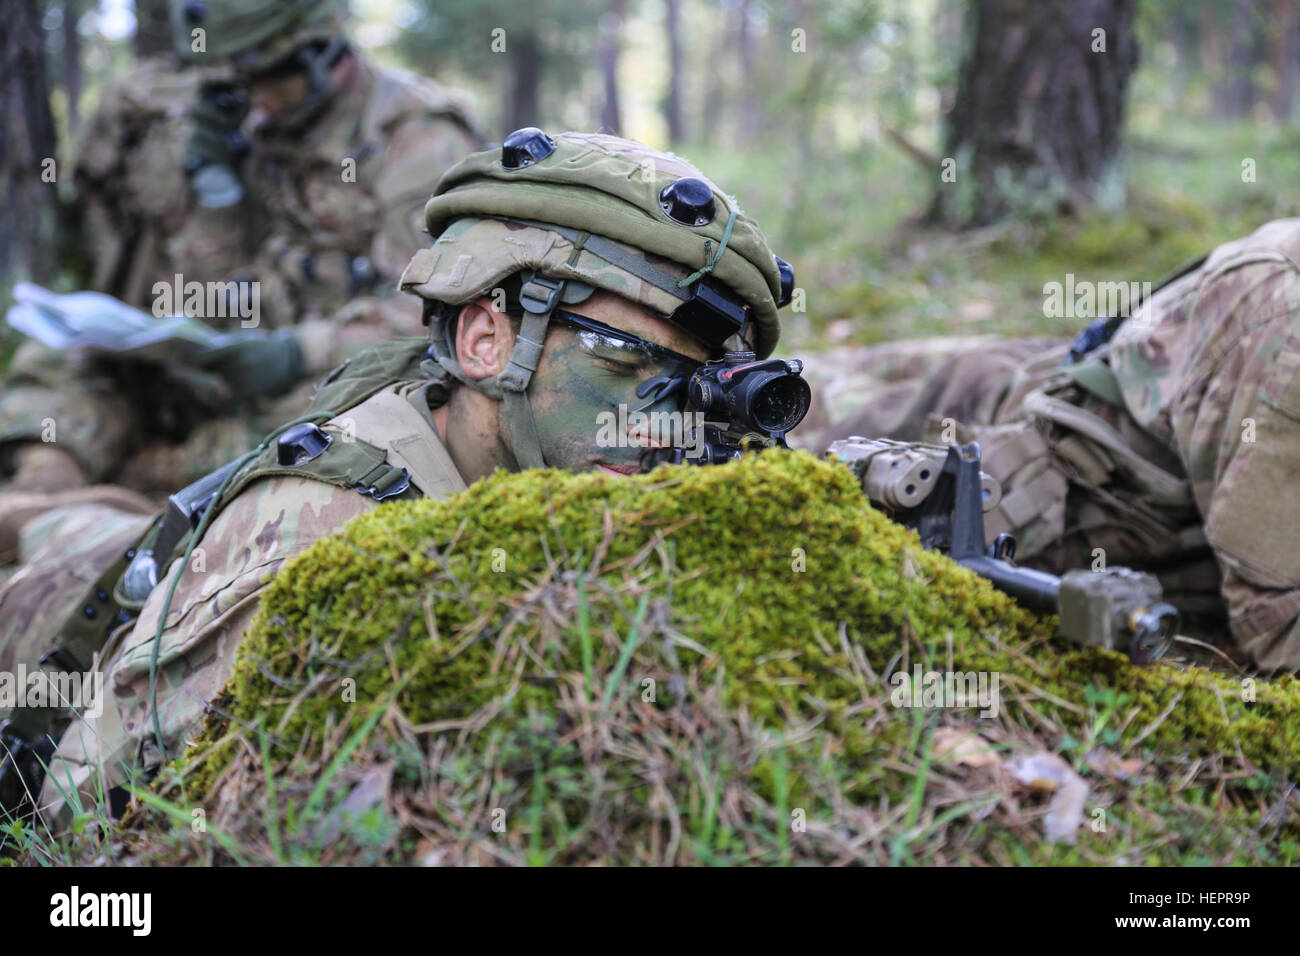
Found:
794,218 -> 1300,673
0,0 -> 482,563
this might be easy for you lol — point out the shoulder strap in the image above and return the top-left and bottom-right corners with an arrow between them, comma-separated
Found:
181,381 -> 463,534
308,337 -> 440,417
328,383 -> 467,499
1020,387 -> 1191,506
46,365 -> 462,693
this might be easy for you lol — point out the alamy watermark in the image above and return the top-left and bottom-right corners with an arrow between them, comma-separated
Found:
0,665 -> 103,719
50,886 -> 151,936
889,665 -> 1000,718
1042,273 -> 1152,320
152,273 -> 260,328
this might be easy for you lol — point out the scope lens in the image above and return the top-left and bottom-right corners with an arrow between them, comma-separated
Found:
748,374 -> 811,432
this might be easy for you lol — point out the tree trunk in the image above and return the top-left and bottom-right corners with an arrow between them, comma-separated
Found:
0,0 -> 61,283
1273,0 -> 1297,120
1169,12 -> 1199,109
64,0 -> 82,133
133,0 -> 172,58
504,30 -> 542,134
930,0 -> 1138,228
737,0 -> 760,144
1210,0 -> 1259,117
597,2 -> 624,134
701,5 -> 726,146
664,0 -> 684,143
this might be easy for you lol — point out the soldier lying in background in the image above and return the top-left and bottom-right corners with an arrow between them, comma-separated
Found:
0,0 -> 481,563
793,218 -> 1300,672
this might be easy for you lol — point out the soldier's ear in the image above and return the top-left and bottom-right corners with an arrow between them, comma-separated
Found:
454,298 -> 515,381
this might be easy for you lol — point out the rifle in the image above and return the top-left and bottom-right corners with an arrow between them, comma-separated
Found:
646,351 -> 1180,664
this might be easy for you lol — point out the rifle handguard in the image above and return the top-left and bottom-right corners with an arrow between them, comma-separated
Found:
828,436 -> 1180,664
828,437 -> 1001,513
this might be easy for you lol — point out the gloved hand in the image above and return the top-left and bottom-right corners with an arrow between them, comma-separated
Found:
186,81 -> 252,208
194,328 -> 305,400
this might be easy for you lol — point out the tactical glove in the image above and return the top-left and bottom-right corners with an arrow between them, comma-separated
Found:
195,328 -> 305,400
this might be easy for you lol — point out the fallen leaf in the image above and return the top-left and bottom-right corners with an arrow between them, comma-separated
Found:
827,319 -> 855,342
960,299 -> 996,321
933,727 -> 1002,770
310,761 -> 395,843
1010,752 -> 1088,845
1083,748 -> 1144,781
417,838 -> 447,867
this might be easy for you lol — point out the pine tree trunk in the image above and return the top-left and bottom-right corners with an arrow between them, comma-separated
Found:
504,31 -> 542,134
664,0 -> 684,144
64,0 -> 82,133
701,6 -> 725,146
597,2 -> 624,134
1273,0 -> 1296,121
133,0 -> 172,58
0,0 -> 61,282
737,0 -> 759,144
1209,0 -> 1260,118
1169,14 -> 1199,109
930,0 -> 1138,228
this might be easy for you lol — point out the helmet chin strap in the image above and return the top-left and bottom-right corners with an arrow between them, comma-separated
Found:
425,274 -> 564,470
494,274 -> 566,470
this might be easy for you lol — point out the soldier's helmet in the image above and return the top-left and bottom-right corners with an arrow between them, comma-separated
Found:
399,128 -> 796,468
170,0 -> 346,75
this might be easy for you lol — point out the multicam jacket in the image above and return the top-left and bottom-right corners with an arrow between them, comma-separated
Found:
794,218 -> 1300,672
28,369 -> 467,823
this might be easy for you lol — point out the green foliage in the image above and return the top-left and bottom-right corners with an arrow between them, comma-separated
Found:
393,0 -> 601,130
103,451 -> 1300,866
683,107 -> 1300,352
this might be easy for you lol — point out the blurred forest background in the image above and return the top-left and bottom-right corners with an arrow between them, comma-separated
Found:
3,0 -> 1300,355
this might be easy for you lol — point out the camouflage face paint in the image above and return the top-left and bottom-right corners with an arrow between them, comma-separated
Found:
555,311 -> 700,409
527,326 -> 696,475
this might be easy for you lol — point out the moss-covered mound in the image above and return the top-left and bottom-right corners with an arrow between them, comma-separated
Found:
131,451 -> 1297,865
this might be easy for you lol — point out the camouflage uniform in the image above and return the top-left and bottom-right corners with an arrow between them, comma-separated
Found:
0,44 -> 480,496
792,218 -> 1300,671
74,56 -> 203,306
30,380 -> 463,815
0,132 -> 795,826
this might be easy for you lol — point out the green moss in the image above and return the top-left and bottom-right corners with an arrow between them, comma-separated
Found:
223,452 -> 1026,748
163,451 -> 1298,865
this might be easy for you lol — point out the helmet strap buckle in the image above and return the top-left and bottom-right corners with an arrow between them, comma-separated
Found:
499,273 -> 565,394
496,274 -> 566,470
518,273 -> 566,314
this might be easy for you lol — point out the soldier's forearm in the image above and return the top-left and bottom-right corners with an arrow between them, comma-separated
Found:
296,297 -> 424,376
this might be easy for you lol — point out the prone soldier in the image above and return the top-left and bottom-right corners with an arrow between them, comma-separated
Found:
793,218 -> 1300,672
